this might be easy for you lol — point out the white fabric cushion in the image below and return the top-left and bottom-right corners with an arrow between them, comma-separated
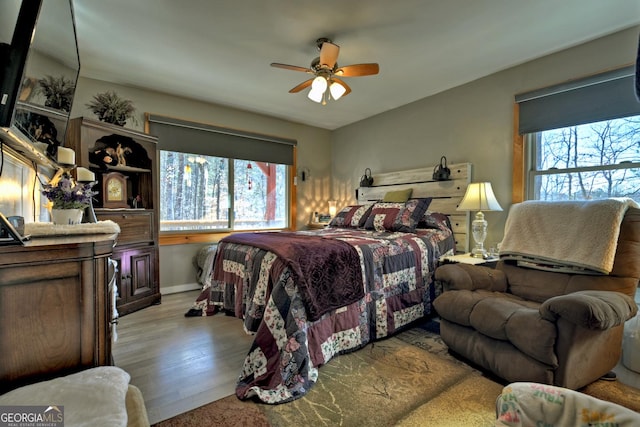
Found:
0,366 -> 131,427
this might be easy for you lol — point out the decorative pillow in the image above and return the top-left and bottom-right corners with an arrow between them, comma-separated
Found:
418,211 -> 452,231
329,204 -> 373,228
364,198 -> 432,232
383,188 -> 413,203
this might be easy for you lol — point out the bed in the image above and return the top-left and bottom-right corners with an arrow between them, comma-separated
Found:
188,163 -> 471,404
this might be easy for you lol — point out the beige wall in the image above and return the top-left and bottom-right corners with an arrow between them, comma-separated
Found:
67,25 -> 639,291
331,26 -> 640,248
71,77 -> 333,228
71,77 -> 331,291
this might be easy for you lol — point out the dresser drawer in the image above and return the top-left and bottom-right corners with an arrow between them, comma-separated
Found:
97,210 -> 155,244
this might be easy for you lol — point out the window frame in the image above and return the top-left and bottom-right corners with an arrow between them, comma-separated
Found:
524,131 -> 640,200
145,117 -> 298,246
513,66 -> 640,203
158,153 -> 295,242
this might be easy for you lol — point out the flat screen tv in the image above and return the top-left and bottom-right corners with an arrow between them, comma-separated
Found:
0,0 -> 79,166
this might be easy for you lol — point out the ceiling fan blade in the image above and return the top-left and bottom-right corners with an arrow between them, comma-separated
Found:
335,63 -> 380,77
271,63 -> 312,73
289,79 -> 313,93
332,78 -> 352,96
319,41 -> 340,68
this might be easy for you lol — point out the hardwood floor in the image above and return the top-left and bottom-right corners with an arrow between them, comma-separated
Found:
112,291 -> 253,424
114,290 -> 640,425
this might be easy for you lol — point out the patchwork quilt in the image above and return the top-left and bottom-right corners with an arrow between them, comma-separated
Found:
190,226 -> 454,403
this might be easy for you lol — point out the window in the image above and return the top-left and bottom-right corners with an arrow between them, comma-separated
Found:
159,152 -> 288,231
0,148 -> 43,222
528,116 -> 640,201
516,65 -> 640,202
148,114 -> 295,233
232,159 -> 288,230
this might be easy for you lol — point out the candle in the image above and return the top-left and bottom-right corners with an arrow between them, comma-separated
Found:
57,147 -> 75,165
76,167 -> 95,182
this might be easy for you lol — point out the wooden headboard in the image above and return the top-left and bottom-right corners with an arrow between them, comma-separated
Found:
356,162 -> 471,253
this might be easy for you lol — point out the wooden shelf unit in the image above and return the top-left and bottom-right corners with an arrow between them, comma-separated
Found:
65,117 -> 161,315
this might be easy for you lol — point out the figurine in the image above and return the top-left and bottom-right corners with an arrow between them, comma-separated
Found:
131,194 -> 144,209
89,147 -> 118,170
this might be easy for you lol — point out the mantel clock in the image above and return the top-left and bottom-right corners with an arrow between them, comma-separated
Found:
102,172 -> 128,208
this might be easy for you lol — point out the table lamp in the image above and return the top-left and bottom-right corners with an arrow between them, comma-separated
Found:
457,182 -> 502,258
328,200 -> 337,218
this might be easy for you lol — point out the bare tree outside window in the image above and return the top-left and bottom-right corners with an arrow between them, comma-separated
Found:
159,151 -> 288,231
530,116 -> 640,202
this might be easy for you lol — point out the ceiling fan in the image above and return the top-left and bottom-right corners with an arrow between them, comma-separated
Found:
271,38 -> 380,105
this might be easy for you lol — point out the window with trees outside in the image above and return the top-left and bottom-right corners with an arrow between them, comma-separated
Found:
518,65 -> 640,203
159,152 -> 288,232
148,114 -> 295,234
528,116 -> 640,202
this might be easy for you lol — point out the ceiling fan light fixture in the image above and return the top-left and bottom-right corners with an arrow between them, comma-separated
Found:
308,87 -> 324,103
272,37 -> 378,104
311,75 -> 328,92
329,81 -> 346,100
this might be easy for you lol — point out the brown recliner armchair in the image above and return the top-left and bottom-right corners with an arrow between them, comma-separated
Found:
433,207 -> 640,390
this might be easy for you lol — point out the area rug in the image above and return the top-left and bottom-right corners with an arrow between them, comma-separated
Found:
153,327 -> 640,427
153,329 -> 502,427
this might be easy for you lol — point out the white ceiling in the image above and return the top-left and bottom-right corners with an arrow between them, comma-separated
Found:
72,0 -> 640,130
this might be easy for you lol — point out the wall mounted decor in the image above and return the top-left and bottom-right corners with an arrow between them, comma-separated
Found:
359,168 -> 374,187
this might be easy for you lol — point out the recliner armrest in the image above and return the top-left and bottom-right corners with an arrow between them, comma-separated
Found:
540,290 -> 638,329
435,263 -> 508,292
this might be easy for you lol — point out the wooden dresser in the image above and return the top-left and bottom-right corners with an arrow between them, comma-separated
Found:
0,233 -> 117,393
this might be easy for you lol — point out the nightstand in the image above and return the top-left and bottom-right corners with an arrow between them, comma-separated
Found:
439,253 -> 499,267
307,221 -> 329,230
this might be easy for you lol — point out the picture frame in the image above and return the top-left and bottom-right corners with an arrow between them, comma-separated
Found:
0,213 -> 29,245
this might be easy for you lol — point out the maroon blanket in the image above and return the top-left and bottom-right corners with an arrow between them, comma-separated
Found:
222,232 -> 364,321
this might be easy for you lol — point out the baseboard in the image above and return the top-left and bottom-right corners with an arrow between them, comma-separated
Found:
161,283 -> 201,295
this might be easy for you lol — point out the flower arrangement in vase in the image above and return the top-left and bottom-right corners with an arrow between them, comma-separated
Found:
42,173 -> 97,225
86,91 -> 137,126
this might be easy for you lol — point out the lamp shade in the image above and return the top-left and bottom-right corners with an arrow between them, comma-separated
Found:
311,76 -> 327,92
328,200 -> 337,217
329,81 -> 346,100
457,182 -> 503,212
308,89 -> 322,103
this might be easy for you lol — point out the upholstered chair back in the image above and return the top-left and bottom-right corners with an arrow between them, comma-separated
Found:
498,207 -> 640,303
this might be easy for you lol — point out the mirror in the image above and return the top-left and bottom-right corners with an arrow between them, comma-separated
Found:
0,0 -> 80,167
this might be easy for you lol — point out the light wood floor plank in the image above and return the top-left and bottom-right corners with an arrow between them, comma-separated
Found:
112,291 -> 254,424
114,290 -> 640,424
